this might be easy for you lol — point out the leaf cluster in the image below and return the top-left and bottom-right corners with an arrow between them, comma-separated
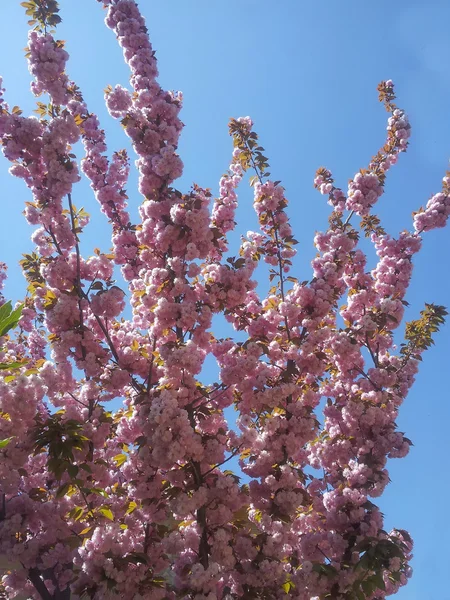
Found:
21,0 -> 62,33
228,118 -> 271,180
401,303 -> 448,361
33,413 -> 89,479
360,214 -> 386,238
20,251 -> 46,294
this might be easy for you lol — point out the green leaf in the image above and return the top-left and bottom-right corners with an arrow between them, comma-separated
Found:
0,361 -> 25,371
113,453 -> 127,467
312,563 -> 337,578
47,14 -> 62,26
370,572 -> 386,592
72,506 -> 84,521
0,437 -> 14,449
0,302 -> 23,337
79,526 -> 92,535
79,463 -> 92,473
49,458 -> 67,480
0,301 -> 12,323
361,580 -> 375,595
99,507 -> 114,521
150,577 -> 165,588
56,482 -> 71,498
125,501 -> 138,515
68,464 -> 79,478
389,571 -> 402,583
354,587 -> 365,600
90,488 -> 109,498
281,580 -> 294,594
126,552 -> 148,565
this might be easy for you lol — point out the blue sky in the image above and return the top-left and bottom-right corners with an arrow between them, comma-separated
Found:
1,1 -> 450,598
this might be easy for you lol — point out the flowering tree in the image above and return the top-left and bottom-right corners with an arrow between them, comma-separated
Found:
0,1 -> 449,599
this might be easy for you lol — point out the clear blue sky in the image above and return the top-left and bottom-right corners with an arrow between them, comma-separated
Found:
1,1 -> 450,598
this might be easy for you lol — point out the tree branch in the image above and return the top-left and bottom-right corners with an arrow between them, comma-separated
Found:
28,568 -> 52,600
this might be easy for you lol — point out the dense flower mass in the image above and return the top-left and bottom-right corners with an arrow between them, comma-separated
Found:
0,2 -> 448,600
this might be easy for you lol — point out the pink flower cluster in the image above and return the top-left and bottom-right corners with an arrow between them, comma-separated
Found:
315,91 -> 410,218
346,171 -> 383,215
27,32 -> 70,105
413,190 -> 450,232
104,0 -> 184,198
210,148 -> 245,258
90,287 -> 125,320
